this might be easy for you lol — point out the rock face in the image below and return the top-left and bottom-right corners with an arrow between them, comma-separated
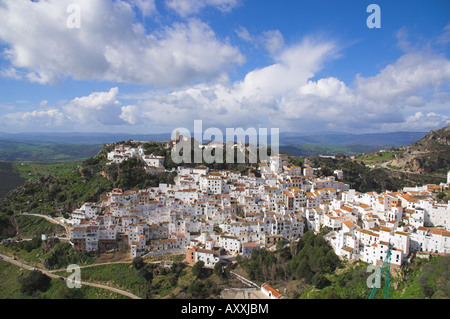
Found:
391,123 -> 450,174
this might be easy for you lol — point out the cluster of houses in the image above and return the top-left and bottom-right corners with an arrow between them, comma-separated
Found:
68,148 -> 450,270
106,144 -> 166,173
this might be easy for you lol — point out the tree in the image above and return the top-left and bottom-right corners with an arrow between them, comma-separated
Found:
213,261 -> 223,277
312,273 -> 331,289
19,270 -> 51,296
132,256 -> 145,270
192,260 -> 207,279
138,267 -> 153,282
296,259 -> 314,284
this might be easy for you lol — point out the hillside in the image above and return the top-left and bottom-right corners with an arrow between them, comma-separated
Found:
304,155 -> 444,194
390,123 -> 450,174
0,140 -> 103,162
279,144 -> 392,157
0,162 -> 26,198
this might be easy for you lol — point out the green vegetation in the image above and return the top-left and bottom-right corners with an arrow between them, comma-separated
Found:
304,256 -> 450,299
43,241 -> 97,270
305,155 -> 445,193
280,144 -> 391,157
79,262 -> 149,297
0,260 -> 129,299
72,256 -> 234,299
0,140 -> 103,162
1,238 -> 97,270
13,215 -> 65,238
401,256 -> 450,299
355,149 -> 402,165
13,161 -> 81,179
0,260 -> 28,298
0,162 -> 26,198
0,240 -> 47,266
436,188 -> 450,204
18,269 -> 51,297
63,257 -> 191,299
237,231 -> 341,290
391,124 -> 450,174
0,161 -> 81,199
0,172 -> 113,218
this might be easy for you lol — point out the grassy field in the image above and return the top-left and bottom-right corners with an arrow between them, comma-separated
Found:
0,240 -> 53,268
354,150 -> 402,165
0,260 -> 129,299
74,263 -> 148,298
13,215 -> 66,238
13,161 -> 81,179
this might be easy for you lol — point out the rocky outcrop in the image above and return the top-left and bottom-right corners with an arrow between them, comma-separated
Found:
391,123 -> 450,174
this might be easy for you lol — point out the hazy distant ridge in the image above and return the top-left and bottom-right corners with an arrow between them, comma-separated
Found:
0,131 -> 428,146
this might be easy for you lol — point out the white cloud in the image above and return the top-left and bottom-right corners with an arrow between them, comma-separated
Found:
0,109 -> 66,130
381,112 -> 450,132
235,26 -> 252,42
1,19 -> 449,135
0,0 -> 244,86
115,37 -> 340,131
127,0 -> 157,17
260,30 -> 284,56
165,0 -> 241,17
0,87 -> 129,132
62,87 -> 125,125
437,23 -> 450,45
234,26 -> 285,56
116,38 -> 450,134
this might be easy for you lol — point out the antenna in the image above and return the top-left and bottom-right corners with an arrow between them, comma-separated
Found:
369,240 -> 393,299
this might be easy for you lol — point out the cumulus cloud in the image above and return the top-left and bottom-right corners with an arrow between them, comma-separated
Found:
0,87 -> 132,132
115,37 -> 450,134
0,7 -> 448,135
381,112 -> 450,132
115,37 -> 341,131
2,41 -> 449,134
0,0 -> 244,86
0,109 -> 66,131
62,87 -> 126,125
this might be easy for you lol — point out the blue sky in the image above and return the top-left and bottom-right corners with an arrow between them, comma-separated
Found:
0,0 -> 449,134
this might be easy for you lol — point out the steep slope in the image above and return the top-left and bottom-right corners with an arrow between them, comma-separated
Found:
391,123 -> 450,174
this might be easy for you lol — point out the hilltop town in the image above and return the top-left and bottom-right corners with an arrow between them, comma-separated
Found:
65,138 -> 450,271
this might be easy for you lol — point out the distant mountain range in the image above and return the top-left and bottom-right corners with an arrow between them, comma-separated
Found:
0,132 -> 172,145
0,130 -> 428,147
278,131 -> 428,146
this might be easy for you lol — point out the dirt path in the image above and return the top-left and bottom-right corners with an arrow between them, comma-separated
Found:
0,253 -> 140,299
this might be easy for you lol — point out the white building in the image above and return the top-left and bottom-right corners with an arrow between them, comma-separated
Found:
195,249 -> 221,268
219,235 -> 241,254
142,154 -> 165,167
